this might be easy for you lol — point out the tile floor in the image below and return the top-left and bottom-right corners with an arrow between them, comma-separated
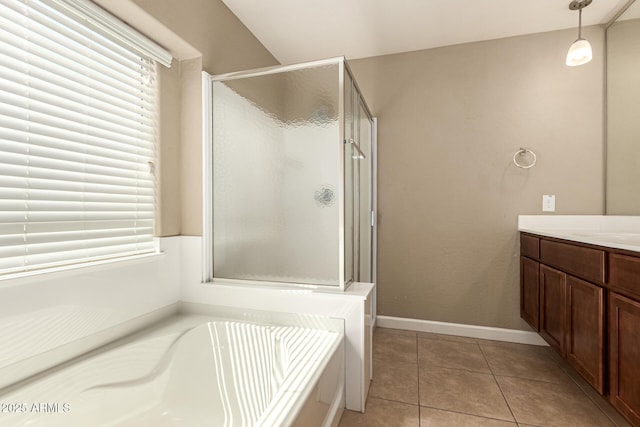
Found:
339,327 -> 632,427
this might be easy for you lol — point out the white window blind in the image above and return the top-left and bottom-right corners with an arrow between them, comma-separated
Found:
0,0 -> 165,275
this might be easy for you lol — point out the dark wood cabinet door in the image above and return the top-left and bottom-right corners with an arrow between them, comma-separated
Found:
566,275 -> 605,394
520,257 -> 540,330
540,264 -> 567,356
609,292 -> 640,426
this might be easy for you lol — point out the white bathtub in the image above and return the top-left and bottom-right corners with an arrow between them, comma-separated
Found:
0,314 -> 344,427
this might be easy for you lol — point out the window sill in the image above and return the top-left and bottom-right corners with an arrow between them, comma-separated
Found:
0,251 -> 165,286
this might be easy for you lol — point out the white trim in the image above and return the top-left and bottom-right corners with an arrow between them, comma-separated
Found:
0,250 -> 164,285
48,0 -> 173,67
376,315 -> 548,346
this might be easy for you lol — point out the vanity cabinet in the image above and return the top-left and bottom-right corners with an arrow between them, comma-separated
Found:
609,292 -> 640,426
519,232 -> 637,412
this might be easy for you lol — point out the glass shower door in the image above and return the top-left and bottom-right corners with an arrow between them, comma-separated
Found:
205,57 -> 375,290
343,72 -> 374,285
211,64 -> 341,286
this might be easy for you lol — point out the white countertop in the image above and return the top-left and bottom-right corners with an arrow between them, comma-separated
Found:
518,215 -> 640,253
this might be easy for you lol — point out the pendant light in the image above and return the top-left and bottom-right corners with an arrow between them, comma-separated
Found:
566,0 -> 593,66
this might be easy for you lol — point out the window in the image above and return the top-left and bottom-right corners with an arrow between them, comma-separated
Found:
0,0 -> 172,276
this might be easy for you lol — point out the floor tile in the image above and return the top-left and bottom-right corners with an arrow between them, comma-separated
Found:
417,332 -> 477,344
339,397 -> 419,427
479,343 -> 572,384
475,339 -> 545,349
370,359 -> 419,404
559,365 -> 633,427
354,332 -> 628,427
376,327 -> 418,338
496,375 -> 615,426
420,407 -> 516,426
418,338 -> 490,373
374,331 -> 417,364
419,366 -> 514,422
538,345 -> 569,368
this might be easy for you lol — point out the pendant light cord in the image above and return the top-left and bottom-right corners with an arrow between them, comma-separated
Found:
578,5 -> 583,39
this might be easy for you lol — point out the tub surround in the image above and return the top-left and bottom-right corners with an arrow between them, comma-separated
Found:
518,215 -> 640,253
0,235 -> 374,413
0,237 -> 182,390
180,236 -> 375,413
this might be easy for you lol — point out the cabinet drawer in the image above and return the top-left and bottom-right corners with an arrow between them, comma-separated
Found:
521,234 -> 540,259
610,253 -> 640,300
540,240 -> 605,284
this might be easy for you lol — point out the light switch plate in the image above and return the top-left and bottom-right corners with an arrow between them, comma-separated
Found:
542,195 -> 556,212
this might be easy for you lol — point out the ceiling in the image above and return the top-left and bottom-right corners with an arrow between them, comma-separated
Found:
221,0 -> 635,64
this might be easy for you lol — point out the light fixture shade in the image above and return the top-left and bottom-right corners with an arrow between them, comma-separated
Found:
566,38 -> 592,66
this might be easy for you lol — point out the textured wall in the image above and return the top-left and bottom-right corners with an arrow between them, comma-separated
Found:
349,26 -> 605,329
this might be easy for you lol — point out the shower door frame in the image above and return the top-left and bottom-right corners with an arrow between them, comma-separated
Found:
201,57 -> 376,292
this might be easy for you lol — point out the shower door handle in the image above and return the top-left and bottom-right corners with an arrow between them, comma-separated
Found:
345,138 -> 366,160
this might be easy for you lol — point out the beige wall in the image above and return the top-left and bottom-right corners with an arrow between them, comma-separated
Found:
100,1 -> 606,330
157,62 -> 182,236
129,0 -> 279,236
350,26 -> 605,330
607,18 -> 640,215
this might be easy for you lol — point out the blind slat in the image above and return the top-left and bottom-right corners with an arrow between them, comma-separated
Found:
0,100 -> 156,150
0,72 -> 155,132
0,114 -> 155,157
0,176 -> 155,196
0,138 -> 152,171
0,211 -> 155,223
0,5 -> 149,85
0,0 -> 159,276
0,32 -> 157,104
0,51 -> 156,122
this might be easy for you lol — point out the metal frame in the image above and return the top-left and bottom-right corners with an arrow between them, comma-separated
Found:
202,57 -> 376,292
207,56 -> 345,82
340,57 -> 379,290
202,72 -> 213,283
371,118 -> 378,316
343,59 -> 374,122
605,0 -> 635,29
338,59 -> 346,290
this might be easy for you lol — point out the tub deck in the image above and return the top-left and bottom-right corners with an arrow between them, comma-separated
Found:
0,314 -> 343,427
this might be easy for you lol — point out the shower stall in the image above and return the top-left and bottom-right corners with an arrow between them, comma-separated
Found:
202,57 -> 375,291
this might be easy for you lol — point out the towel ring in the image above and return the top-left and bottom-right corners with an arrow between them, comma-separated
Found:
513,148 -> 537,169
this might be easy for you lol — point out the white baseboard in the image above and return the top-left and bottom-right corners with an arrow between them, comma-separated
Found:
376,315 -> 548,346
